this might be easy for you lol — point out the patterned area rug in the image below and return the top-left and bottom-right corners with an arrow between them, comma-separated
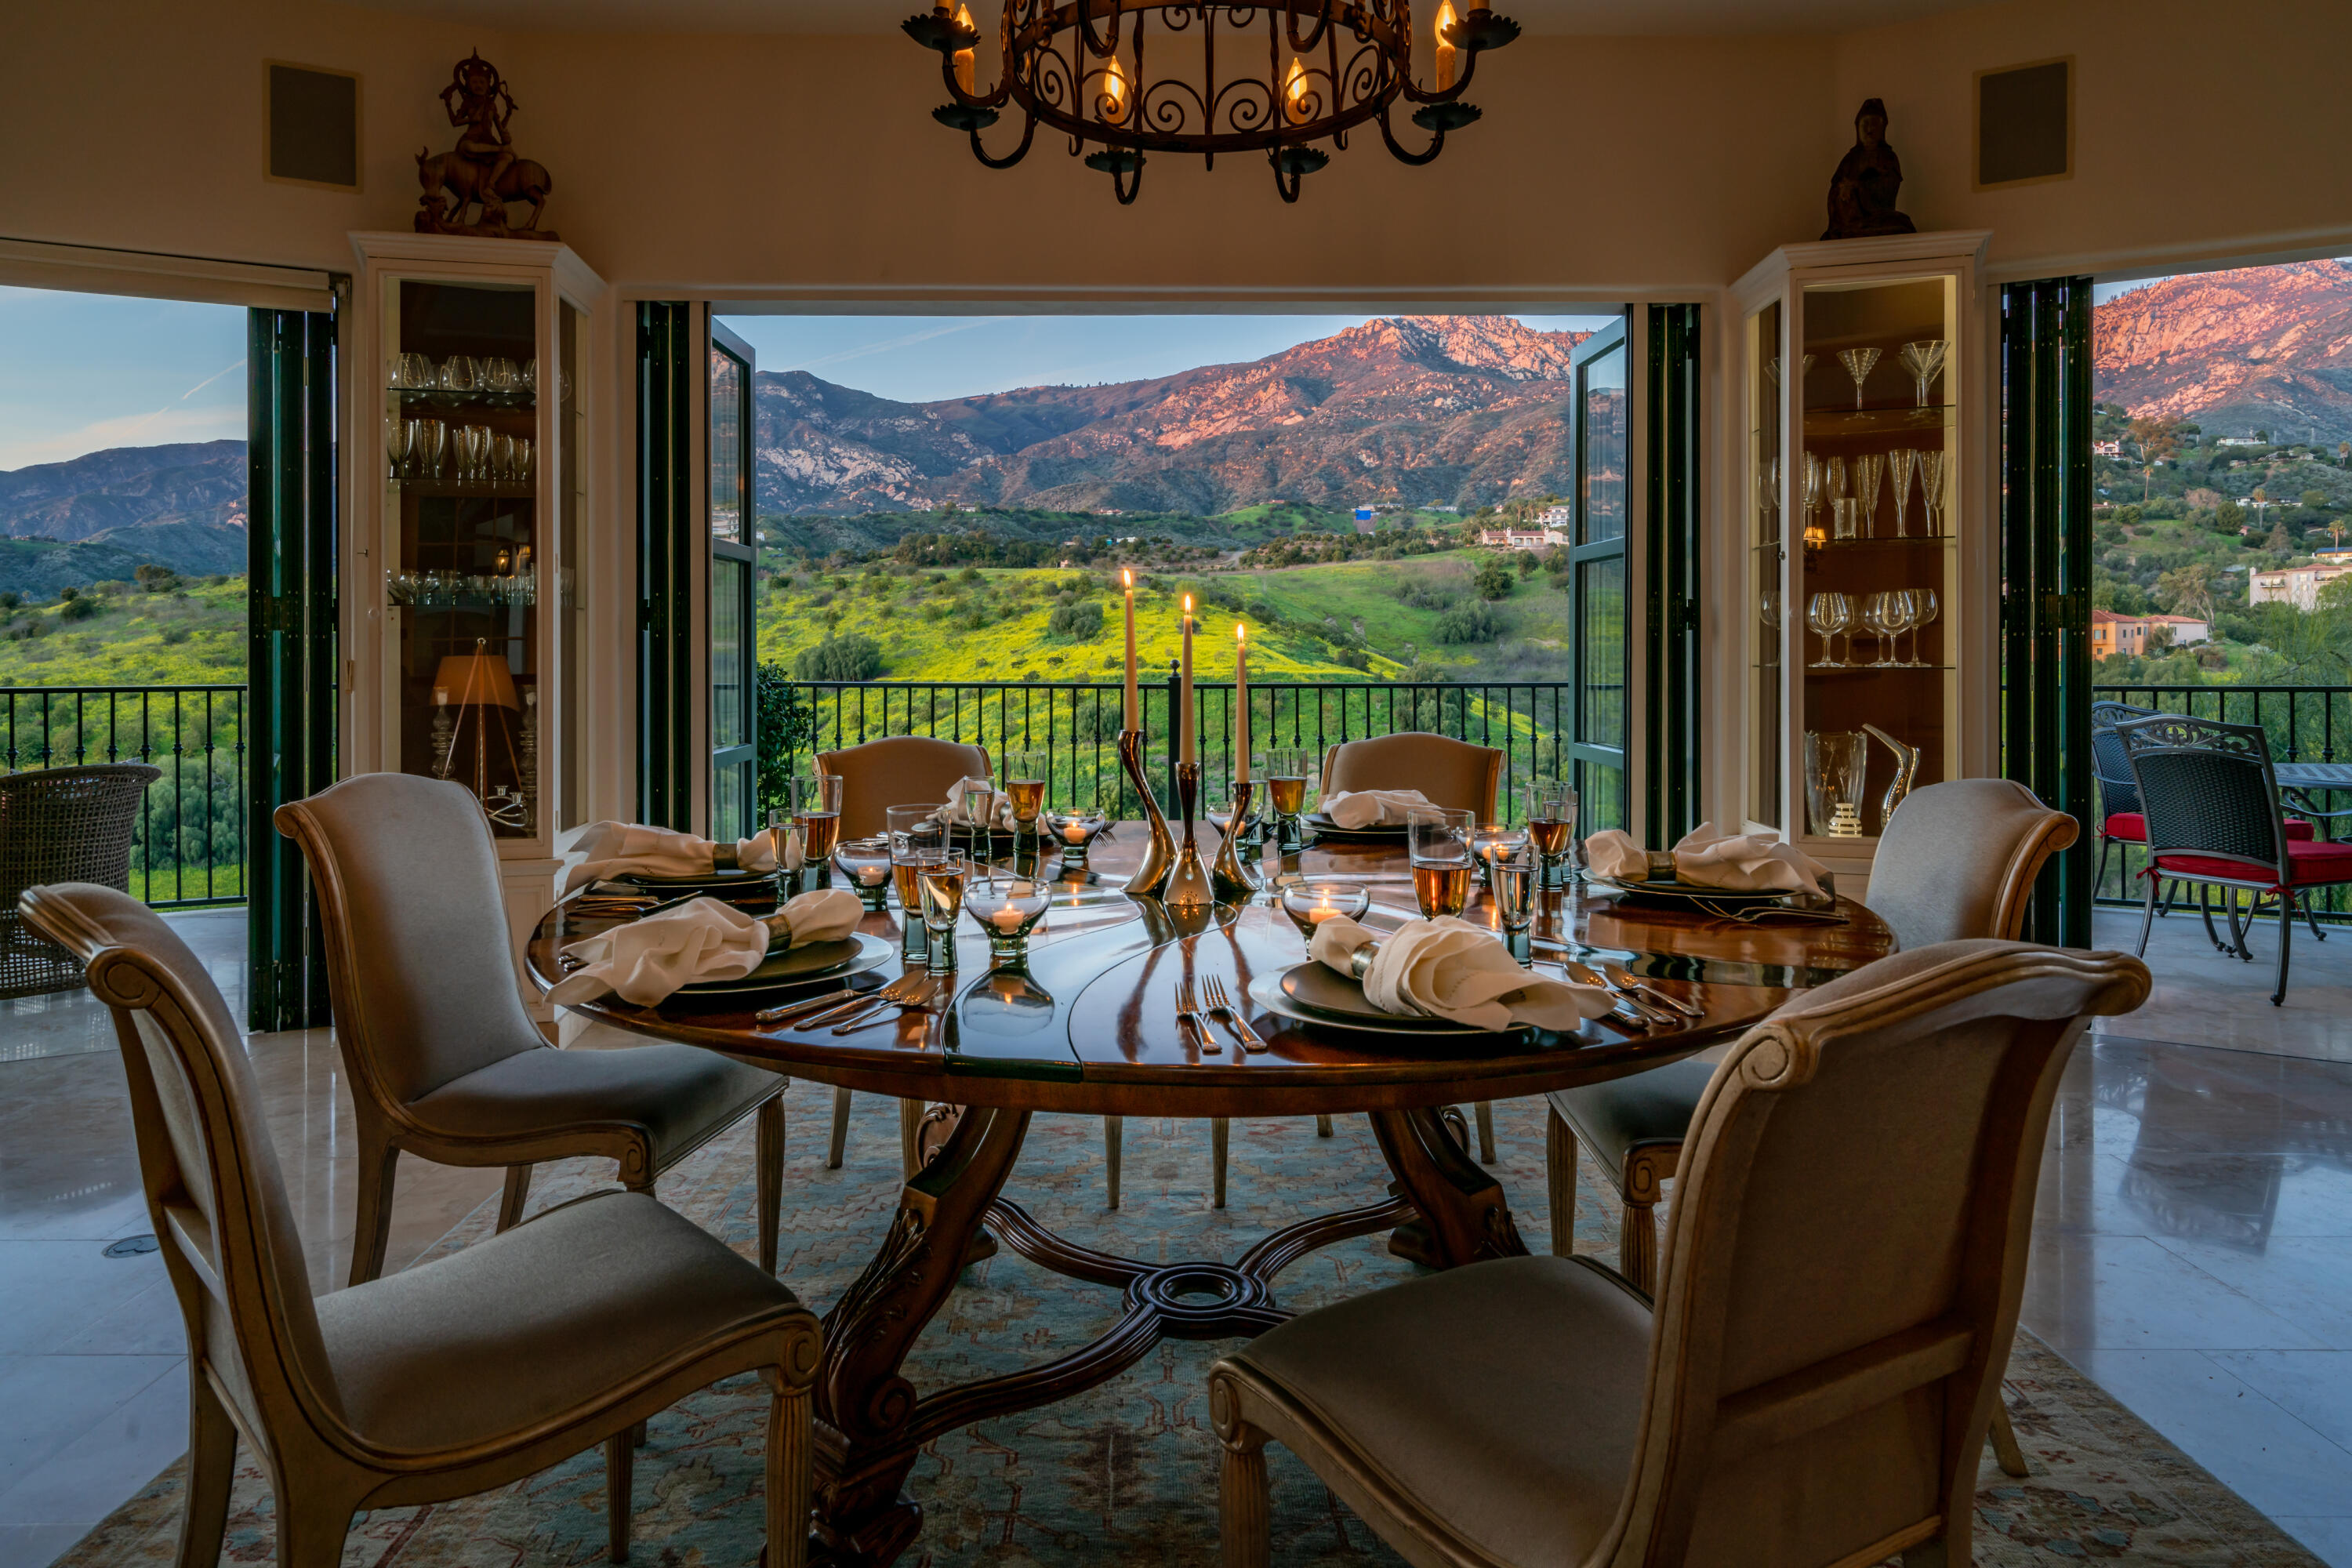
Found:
57,1089 -> 2321,1567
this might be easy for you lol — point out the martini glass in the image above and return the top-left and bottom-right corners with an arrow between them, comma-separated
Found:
1838,347 -> 1882,411
1899,339 -> 1949,407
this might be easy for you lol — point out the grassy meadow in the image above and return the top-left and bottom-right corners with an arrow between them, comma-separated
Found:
755,549 -> 1575,685
0,577 -> 246,687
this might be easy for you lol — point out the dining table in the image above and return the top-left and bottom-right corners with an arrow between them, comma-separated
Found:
526,827 -> 1893,1567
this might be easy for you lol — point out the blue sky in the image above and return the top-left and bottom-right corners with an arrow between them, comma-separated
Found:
0,286 -> 247,472
717,314 -> 1620,405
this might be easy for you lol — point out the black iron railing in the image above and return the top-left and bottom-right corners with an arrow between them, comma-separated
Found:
0,684 -> 246,908
2092,681 -> 2352,920
782,677 -> 1590,822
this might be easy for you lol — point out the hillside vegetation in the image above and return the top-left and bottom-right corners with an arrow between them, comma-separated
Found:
0,575 -> 246,687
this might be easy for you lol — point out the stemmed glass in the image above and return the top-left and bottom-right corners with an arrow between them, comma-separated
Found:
439,356 -> 480,395
1800,452 -> 1824,537
1044,807 -> 1108,873
1907,587 -> 1940,666
1523,779 -> 1577,891
1406,806 -> 1475,919
1001,750 -> 1048,847
1766,354 -> 1816,402
1837,347 -> 1882,410
1860,592 -> 1903,667
410,418 -> 445,483
387,419 -> 412,485
964,862 -> 1050,964
1853,453 -> 1884,539
916,851 -> 970,975
1264,746 -> 1311,853
1887,448 -> 1919,539
1899,340 -> 1949,407
834,837 -> 895,911
1919,449 -> 1947,535
1807,591 -> 1856,669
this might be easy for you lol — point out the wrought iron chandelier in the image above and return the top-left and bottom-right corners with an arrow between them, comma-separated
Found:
903,1 -> 1519,204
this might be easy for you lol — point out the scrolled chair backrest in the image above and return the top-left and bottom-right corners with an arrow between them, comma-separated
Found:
17,883 -> 348,1466
2088,700 -> 2163,816
274,772 -> 546,1109
2114,713 -> 2287,878
818,735 -> 992,841
1318,731 -> 1503,819
1597,938 -> 2151,1567
1863,778 -> 2076,949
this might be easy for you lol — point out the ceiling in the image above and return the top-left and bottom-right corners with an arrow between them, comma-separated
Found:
349,0 -> 1989,38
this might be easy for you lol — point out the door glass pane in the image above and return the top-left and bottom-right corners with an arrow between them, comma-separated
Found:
710,347 -> 744,544
1579,344 -> 1628,544
713,555 -> 746,752
1579,557 -> 1625,750
1748,300 -> 1784,832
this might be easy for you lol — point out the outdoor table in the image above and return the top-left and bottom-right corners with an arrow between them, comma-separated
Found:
528,829 -> 1893,1566
2276,760 -> 2352,833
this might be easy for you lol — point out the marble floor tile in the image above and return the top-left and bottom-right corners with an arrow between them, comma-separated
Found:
0,1355 -> 180,1497
2090,906 -> 2352,1063
2063,1348 -> 2352,1523
0,1526 -> 89,1568
2207,1350 -> 2352,1453
0,1370 -> 187,1527
2023,1232 -> 2330,1355
2268,1515 -> 2352,1568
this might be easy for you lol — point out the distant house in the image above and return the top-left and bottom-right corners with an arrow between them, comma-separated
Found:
1477,526 -> 1570,551
2092,439 -> 2123,458
2249,559 -> 2352,611
2217,436 -> 2267,448
2092,610 -> 2209,659
1536,504 -> 1574,531
2144,613 -> 2211,645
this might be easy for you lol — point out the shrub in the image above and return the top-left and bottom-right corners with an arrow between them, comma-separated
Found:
60,595 -> 100,622
753,662 -> 817,816
134,564 -> 178,593
57,586 -> 78,601
1472,554 -> 1516,601
1047,601 -> 1105,639
1433,600 -> 1501,644
0,592 -> 19,611
792,633 -> 884,681
1332,645 -> 1370,671
161,625 -> 191,645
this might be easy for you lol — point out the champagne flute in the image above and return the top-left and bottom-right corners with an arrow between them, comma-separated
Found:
1853,452 -> 1884,539
1899,339 -> 1948,407
1800,452 -> 1823,536
1919,449 -> 1947,535
1887,448 -> 1919,539
1837,347 -> 1882,411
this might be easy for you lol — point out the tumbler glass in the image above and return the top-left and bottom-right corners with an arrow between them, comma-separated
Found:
916,852 -> 970,974
1406,805 -> 1475,919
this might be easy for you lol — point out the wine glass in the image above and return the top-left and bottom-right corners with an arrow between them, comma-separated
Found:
1766,354 -> 1817,401
1919,449 -> 1947,535
1907,586 -> 1941,666
411,418 -> 445,483
1800,452 -> 1824,536
439,355 -> 480,395
1806,591 -> 1856,669
1860,592 -> 1901,668
1899,339 -> 1948,407
1523,779 -> 1577,890
1853,453 -> 1884,539
1837,347 -> 1882,411
1887,448 -> 1919,539
386,418 -> 412,485
1886,589 -> 1922,666
1756,456 -> 1780,534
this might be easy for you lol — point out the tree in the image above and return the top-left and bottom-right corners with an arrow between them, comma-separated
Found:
791,633 -> 884,681
1472,554 -> 1516,601
2129,414 -> 2186,501
2153,564 -> 2220,622
2213,499 -> 2246,535
2268,520 -> 2296,554
2301,489 -> 2329,509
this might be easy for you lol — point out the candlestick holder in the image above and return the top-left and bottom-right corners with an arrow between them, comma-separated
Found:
1163,761 -> 1216,914
1208,777 -> 1260,902
1118,728 -> 1177,899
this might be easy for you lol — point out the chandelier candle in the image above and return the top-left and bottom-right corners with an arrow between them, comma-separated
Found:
1233,623 -> 1250,785
1122,569 -> 1140,731
1180,596 -> 1196,768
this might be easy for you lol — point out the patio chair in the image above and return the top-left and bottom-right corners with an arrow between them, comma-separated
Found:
274,773 -> 788,1287
17,883 -> 817,1568
1211,940 -> 2151,1568
0,761 -> 161,998
2117,713 -> 2352,1005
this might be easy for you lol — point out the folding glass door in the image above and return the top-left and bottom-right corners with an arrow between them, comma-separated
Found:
1568,318 -> 1630,833
709,320 -> 757,840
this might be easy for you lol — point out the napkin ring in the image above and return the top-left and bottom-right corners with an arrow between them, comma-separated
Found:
1347,941 -> 1379,980
712,843 -> 740,872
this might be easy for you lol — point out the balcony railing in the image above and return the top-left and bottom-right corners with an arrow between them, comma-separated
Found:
1,684 -> 246,908
779,677 -> 1593,824
2092,681 -> 2352,920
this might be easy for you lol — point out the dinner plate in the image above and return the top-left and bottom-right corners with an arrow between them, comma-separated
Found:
677,931 -> 893,996
1589,876 -> 1793,913
1258,964 -> 1514,1037
1305,812 -> 1409,840
619,867 -> 781,894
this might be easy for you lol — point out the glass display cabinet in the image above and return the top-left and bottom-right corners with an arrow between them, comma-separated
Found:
350,233 -> 604,956
1733,232 -> 1988,878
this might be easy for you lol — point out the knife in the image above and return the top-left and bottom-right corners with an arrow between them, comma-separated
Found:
1555,957 -> 1677,1029
1602,961 -> 1702,1018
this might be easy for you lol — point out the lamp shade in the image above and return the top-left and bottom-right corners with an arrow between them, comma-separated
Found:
431,646 -> 521,710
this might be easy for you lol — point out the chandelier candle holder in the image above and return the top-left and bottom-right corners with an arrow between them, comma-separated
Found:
904,0 -> 1520,204
1163,760 -> 1218,913
1119,728 -> 1178,898
1208,777 -> 1259,902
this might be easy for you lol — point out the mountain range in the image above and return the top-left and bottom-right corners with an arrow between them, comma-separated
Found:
753,315 -> 1594,517
0,441 -> 248,594
2093,260 -> 2352,443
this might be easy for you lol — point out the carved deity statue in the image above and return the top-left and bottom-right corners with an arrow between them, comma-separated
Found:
1821,98 -> 1915,242
415,50 -> 559,241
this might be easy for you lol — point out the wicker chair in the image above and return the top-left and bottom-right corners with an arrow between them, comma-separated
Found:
0,762 -> 162,998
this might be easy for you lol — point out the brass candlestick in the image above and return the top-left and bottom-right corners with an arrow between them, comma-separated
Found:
1163,760 -> 1216,914
1208,777 -> 1260,902
1118,728 -> 1177,899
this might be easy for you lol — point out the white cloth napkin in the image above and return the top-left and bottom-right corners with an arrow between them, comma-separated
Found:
547,888 -> 864,1007
1585,821 -> 1828,896
557,820 -> 784,896
1307,914 -> 1613,1032
1319,788 -> 1432,829
933,775 -> 1014,829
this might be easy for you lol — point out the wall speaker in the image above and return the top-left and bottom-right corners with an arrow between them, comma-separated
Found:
266,61 -> 361,192
1975,56 -> 2072,190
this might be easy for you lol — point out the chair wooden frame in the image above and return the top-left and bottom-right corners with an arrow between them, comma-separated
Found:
1213,942 -> 2151,1568
21,884 -> 820,1568
274,784 -> 785,1286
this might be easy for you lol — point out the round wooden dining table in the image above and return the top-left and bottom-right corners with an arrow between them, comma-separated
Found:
527,829 -> 1892,1567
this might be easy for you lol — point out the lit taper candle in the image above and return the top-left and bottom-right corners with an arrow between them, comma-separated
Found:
1233,623 -> 1250,783
1122,568 -> 1140,731
1180,595 -> 1196,766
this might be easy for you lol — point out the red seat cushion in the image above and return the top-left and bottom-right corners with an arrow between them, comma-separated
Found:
2153,838 -> 2352,889
2117,811 -> 2314,843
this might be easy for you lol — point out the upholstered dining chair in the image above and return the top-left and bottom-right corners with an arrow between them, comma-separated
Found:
1213,938 -> 2151,1568
20,883 -> 819,1568
2118,712 -> 2352,1005
274,773 -> 788,1287
1319,731 -> 1504,819
818,734 -> 991,841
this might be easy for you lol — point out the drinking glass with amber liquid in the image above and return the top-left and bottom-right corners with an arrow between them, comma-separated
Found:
1265,747 -> 1311,853
916,851 -> 969,975
1408,805 -> 1475,920
1524,779 -> 1579,888
793,774 -> 844,867
1002,751 -> 1048,845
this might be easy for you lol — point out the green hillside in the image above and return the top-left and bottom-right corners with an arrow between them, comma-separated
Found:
0,576 -> 246,687
755,549 -> 1573,684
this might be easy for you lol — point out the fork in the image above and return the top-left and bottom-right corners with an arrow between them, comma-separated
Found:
1175,979 -> 1223,1055
833,972 -> 940,1034
820,972 -> 935,1033
1200,974 -> 1268,1054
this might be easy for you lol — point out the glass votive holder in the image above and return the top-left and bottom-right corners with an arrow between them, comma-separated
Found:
964,868 -> 1051,965
834,836 -> 894,912
1046,808 -> 1109,872
1279,880 -> 1372,940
